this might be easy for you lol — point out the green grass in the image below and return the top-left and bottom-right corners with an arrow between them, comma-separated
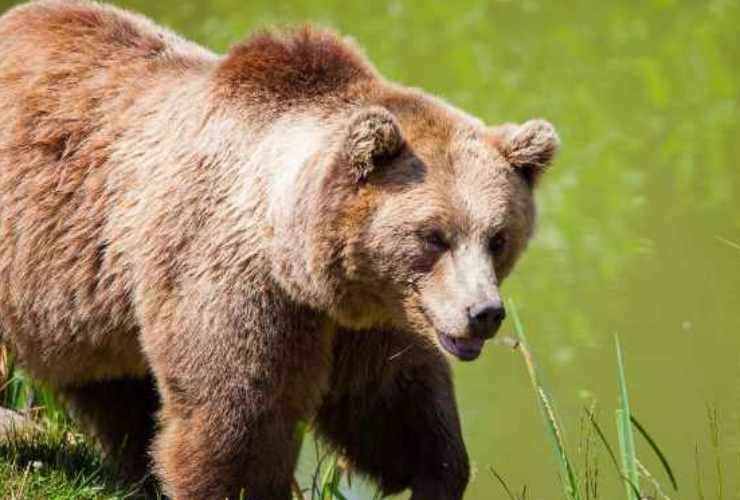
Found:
0,424 -> 142,500
614,335 -> 640,500
509,300 -> 581,500
503,302 -> 695,500
0,348 -> 143,499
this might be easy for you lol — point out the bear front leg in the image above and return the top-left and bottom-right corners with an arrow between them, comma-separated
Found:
141,284 -> 333,500
316,331 -> 469,500
153,395 -> 298,500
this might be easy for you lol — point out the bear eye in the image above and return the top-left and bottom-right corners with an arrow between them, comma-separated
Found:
421,230 -> 450,254
488,232 -> 508,256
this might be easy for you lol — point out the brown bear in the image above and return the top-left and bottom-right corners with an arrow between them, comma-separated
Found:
0,1 -> 559,498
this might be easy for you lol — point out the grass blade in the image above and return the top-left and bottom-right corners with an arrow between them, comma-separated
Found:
716,236 -> 740,251
707,405 -> 724,500
615,335 -> 640,500
489,466 -> 517,500
636,459 -> 673,500
694,444 -> 705,500
586,409 -> 641,498
586,408 -> 620,473
509,300 -> 581,500
630,415 -> 678,490
578,407 -> 598,500
320,458 -> 346,500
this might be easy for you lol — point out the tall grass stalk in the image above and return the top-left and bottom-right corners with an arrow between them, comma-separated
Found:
509,300 -> 582,500
629,416 -> 677,491
489,466 -> 518,500
615,335 -> 640,500
636,459 -> 672,500
577,406 -> 600,500
716,236 -> 740,251
707,405 -> 724,500
319,458 -> 347,500
695,444 -> 706,500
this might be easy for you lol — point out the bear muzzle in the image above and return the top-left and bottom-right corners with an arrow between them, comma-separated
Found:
468,299 -> 506,340
434,300 -> 505,361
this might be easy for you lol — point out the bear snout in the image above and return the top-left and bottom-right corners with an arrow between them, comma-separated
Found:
467,299 -> 506,339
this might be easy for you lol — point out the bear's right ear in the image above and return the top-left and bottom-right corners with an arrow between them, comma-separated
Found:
342,107 -> 404,183
492,119 -> 560,187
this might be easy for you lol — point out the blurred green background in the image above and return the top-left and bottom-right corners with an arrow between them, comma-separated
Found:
1,0 -> 739,498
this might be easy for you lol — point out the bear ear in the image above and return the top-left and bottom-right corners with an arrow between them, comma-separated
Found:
342,107 -> 404,182
493,119 -> 560,187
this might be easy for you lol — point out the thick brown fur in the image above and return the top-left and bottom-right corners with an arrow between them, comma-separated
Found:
217,26 -> 377,102
0,1 -> 559,499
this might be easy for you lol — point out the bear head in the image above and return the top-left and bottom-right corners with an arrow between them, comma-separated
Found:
314,100 -> 559,360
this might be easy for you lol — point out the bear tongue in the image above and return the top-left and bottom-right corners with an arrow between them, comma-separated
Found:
438,333 -> 485,362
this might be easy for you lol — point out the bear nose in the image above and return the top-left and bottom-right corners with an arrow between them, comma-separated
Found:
468,300 -> 506,339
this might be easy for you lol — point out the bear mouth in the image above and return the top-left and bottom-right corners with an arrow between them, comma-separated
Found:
436,332 -> 485,361
416,304 -> 486,361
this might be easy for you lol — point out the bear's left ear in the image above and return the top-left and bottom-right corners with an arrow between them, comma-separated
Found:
342,107 -> 404,182
492,119 -> 560,187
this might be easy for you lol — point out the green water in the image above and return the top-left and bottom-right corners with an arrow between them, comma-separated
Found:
1,0 -> 738,498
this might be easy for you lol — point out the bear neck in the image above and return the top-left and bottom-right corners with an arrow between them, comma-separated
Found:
232,109 -> 388,329
225,111 -> 345,318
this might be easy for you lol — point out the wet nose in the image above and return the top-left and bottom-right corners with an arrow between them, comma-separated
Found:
468,300 -> 506,339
